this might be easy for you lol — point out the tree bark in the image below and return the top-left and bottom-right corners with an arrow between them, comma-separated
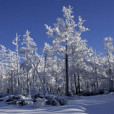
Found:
65,40 -> 69,96
77,74 -> 80,94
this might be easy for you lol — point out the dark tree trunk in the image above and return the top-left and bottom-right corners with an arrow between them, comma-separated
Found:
65,40 -> 69,96
27,73 -> 29,94
77,74 -> 80,94
74,73 -> 77,94
65,53 -> 69,96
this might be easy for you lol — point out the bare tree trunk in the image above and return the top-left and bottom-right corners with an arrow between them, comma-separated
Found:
10,71 -> 14,94
77,74 -> 80,94
27,73 -> 29,94
74,73 -> 77,94
43,53 -> 47,94
65,40 -> 69,96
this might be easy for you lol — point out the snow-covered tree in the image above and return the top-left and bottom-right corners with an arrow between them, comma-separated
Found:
0,45 -> 8,94
20,30 -> 37,94
12,33 -> 20,88
104,37 -> 114,90
45,6 -> 89,95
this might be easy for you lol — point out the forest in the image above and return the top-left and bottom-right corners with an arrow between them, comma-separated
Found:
0,6 -> 114,97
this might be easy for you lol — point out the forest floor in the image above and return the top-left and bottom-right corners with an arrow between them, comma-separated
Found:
0,93 -> 114,114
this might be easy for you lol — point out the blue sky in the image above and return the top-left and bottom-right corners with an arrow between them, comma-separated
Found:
0,0 -> 114,54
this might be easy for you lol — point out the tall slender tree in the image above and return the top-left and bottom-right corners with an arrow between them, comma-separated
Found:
45,6 -> 88,96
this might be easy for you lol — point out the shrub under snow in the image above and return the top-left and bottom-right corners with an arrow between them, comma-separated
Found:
0,94 -> 67,107
34,98 -> 47,107
45,95 -> 67,106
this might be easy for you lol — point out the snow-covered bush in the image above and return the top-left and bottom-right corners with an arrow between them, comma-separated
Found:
5,95 -> 20,102
33,94 -> 67,106
34,98 -> 47,107
3,95 -> 33,106
45,95 -> 67,106
16,100 -> 27,106
33,93 -> 44,99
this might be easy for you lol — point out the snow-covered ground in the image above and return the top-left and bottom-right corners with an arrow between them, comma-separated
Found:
0,93 -> 114,114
